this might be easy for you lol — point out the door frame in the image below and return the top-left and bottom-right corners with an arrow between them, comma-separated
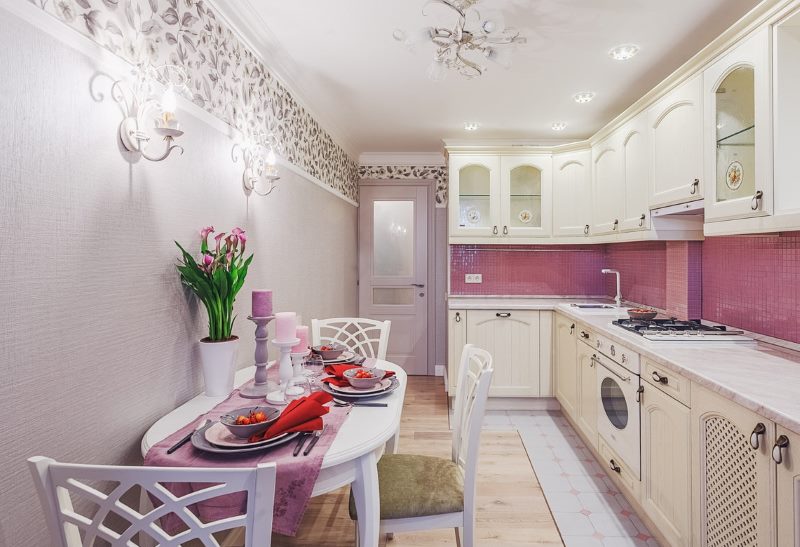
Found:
359,179 -> 438,375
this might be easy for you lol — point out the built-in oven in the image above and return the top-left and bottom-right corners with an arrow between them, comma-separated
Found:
594,351 -> 642,478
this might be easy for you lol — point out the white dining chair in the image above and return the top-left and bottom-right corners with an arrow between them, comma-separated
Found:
27,456 -> 277,547
311,317 -> 391,361
349,343 -> 494,547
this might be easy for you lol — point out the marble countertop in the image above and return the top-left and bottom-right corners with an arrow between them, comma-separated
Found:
448,296 -> 613,310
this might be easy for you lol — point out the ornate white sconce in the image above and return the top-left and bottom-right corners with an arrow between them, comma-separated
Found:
231,129 -> 282,196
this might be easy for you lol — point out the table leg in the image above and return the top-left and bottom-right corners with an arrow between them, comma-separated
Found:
385,425 -> 400,455
351,450 -> 380,547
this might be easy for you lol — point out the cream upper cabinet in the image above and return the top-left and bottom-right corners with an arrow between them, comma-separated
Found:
553,150 -> 592,237
554,314 -> 578,418
500,155 -> 552,238
620,112 -> 651,232
703,28 -> 772,223
592,133 -> 625,235
641,381 -> 691,547
576,343 -> 597,448
691,384 -> 776,547
447,310 -> 466,393
448,154 -> 501,238
465,310 -> 540,397
648,75 -> 704,208
776,425 -> 799,547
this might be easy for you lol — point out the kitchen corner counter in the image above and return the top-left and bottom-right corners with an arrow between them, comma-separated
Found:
448,296 -> 613,310
555,304 -> 800,436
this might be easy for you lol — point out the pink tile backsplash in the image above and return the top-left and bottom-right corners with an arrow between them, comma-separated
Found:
666,241 -> 703,320
604,242 -> 667,310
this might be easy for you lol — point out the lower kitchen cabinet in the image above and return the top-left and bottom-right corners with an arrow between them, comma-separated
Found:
447,310 -> 466,393
576,343 -> 597,447
777,425 -> 800,547
554,314 -> 578,418
691,384 -> 776,547
641,381 -> 691,547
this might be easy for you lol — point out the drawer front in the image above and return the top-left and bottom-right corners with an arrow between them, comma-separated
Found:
598,435 -> 641,502
643,359 -> 691,407
576,323 -> 596,347
595,333 -> 640,374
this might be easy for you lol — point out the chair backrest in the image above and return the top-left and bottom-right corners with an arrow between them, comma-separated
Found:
311,317 -> 391,360
450,344 -> 494,504
28,456 -> 277,547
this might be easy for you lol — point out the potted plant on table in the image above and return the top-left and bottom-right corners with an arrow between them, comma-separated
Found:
176,226 -> 253,396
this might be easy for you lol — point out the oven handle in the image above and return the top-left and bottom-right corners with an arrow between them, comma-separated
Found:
593,356 -> 631,383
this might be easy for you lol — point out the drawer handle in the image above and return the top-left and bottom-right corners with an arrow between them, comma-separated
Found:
455,312 -> 461,323
651,371 -> 668,385
750,422 -> 766,450
493,225 -> 498,235
580,331 -> 589,339
751,190 -> 763,211
609,459 -> 621,473
690,179 -> 699,195
496,312 -> 511,318
610,344 -> 616,357
773,435 -> 790,465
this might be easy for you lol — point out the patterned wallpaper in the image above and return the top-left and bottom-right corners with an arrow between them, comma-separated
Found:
28,0 -> 359,201
359,164 -> 448,207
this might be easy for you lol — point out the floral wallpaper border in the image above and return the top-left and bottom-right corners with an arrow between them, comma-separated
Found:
359,165 -> 448,207
28,0 -> 359,202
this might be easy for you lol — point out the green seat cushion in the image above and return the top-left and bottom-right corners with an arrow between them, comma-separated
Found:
349,454 -> 464,520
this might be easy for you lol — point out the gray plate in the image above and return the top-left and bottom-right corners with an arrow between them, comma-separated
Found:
321,376 -> 400,400
191,422 -> 302,455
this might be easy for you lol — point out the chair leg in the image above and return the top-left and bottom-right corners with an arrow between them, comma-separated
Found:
463,514 -> 475,547
455,527 -> 462,547
387,532 -> 394,541
354,521 -> 360,547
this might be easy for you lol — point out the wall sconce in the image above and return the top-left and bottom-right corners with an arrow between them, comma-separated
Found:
110,64 -> 189,162
231,130 -> 282,196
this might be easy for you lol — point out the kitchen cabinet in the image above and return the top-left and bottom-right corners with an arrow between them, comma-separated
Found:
592,134 -> 624,235
448,154 -> 501,238
576,343 -> 597,448
648,75 -> 704,209
447,310 -> 466,393
620,112 -> 651,232
553,150 -> 592,237
691,384 -> 775,547
554,314 -> 578,418
777,426 -> 799,547
640,380 -> 691,547
500,155 -> 552,238
703,28 -> 772,223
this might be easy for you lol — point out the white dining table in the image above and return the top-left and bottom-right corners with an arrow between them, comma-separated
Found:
141,361 -> 406,547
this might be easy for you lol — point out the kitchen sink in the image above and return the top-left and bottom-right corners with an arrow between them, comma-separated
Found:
567,303 -> 629,315
571,304 -> 615,309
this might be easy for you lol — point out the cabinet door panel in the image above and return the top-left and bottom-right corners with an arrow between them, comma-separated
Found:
592,137 -> 624,235
554,314 -> 578,418
448,310 -> 466,393
501,155 -> 552,238
641,384 -> 691,546
553,150 -> 592,237
449,155 -> 501,238
777,426 -> 800,547
576,343 -> 597,448
621,113 -> 651,232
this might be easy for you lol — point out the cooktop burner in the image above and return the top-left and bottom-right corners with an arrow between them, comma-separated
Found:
612,319 -> 750,341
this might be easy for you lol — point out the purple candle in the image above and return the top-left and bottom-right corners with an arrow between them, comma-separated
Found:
252,290 -> 273,318
275,312 -> 297,343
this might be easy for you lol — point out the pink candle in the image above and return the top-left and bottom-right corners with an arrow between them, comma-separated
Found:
292,325 -> 309,353
252,290 -> 273,318
274,312 -> 297,343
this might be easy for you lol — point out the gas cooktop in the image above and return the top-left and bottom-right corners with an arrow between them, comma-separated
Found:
612,319 -> 751,341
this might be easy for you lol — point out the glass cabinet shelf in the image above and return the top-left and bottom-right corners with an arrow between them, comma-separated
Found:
717,124 -> 755,146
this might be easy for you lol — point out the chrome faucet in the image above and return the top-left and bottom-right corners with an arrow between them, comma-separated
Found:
602,269 -> 622,307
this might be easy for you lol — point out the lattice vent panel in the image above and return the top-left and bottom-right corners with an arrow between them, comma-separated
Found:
703,416 -> 760,547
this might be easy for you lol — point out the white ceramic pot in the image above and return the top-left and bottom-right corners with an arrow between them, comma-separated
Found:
199,336 -> 239,396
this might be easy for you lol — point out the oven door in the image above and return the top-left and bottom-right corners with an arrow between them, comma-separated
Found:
595,353 -> 641,478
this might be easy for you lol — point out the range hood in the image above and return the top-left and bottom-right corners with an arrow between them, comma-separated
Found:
651,199 -> 704,218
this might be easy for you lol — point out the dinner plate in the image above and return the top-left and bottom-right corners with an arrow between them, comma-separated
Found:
204,421 -> 290,449
191,422 -> 301,454
328,378 -> 393,395
322,351 -> 357,364
321,376 -> 399,400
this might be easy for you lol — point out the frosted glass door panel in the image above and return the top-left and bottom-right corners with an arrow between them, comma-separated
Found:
715,67 -> 755,203
373,288 -> 415,306
373,200 -> 414,277
458,165 -> 492,229
509,165 -> 542,228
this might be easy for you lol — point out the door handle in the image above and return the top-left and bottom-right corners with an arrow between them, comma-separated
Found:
773,435 -> 790,465
609,459 -> 621,473
690,179 -> 699,195
496,312 -> 511,318
584,224 -> 590,235
410,283 -> 425,288
751,190 -> 763,211
503,225 -> 508,235
750,422 -> 766,450
455,312 -> 461,323
493,225 -> 498,235
639,213 -> 645,227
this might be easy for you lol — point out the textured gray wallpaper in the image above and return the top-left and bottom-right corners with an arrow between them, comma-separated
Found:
0,7 -> 357,546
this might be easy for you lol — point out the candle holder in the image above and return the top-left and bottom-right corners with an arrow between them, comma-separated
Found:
291,350 -> 311,378
239,316 -> 275,399
267,338 -> 301,402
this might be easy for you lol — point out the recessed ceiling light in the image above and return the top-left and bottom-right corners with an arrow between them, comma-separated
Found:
551,122 -> 567,131
608,44 -> 640,61
464,122 -> 481,131
573,92 -> 596,104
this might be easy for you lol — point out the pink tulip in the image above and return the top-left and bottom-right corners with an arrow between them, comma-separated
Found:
200,226 -> 215,240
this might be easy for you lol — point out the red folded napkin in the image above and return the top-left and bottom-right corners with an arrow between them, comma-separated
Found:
248,391 -> 333,442
321,364 -> 396,388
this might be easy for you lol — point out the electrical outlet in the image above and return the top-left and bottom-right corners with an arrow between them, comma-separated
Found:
465,273 -> 482,284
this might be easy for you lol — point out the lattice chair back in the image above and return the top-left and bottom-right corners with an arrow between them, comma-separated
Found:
27,456 -> 276,547
311,317 -> 391,361
450,344 -> 494,503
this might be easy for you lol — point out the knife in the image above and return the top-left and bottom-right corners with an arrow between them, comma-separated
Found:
167,419 -> 209,454
292,432 -> 311,457
303,425 -> 327,456
333,397 -> 388,408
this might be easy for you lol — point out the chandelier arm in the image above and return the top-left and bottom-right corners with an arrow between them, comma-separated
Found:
454,47 -> 483,77
140,138 -> 183,162
231,143 -> 243,164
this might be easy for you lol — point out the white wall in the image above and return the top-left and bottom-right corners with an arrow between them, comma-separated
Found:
0,8 -> 357,546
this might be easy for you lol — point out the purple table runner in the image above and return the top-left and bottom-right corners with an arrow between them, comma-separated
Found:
144,381 -> 351,536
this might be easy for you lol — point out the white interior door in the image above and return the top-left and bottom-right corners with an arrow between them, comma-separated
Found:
359,185 -> 428,375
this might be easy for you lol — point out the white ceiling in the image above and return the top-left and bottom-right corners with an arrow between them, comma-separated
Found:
215,0 -> 762,156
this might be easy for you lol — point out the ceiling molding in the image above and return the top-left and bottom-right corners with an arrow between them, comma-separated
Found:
359,152 -> 446,166
207,0 -> 360,159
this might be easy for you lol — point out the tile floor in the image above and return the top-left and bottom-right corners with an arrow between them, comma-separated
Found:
472,410 -> 661,547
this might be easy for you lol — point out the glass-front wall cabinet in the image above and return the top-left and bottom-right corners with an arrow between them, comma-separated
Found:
449,154 -> 500,238
715,67 -> 755,203
501,155 -> 552,237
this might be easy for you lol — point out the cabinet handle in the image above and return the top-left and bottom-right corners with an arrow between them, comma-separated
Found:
590,354 -> 598,367
503,225 -> 508,235
493,225 -> 498,235
570,323 -> 575,335
651,371 -> 668,385
621,354 -> 628,363
773,435 -> 790,465
596,340 -> 601,349
750,190 -> 763,211
584,224 -> 590,235
613,219 -> 619,231
496,312 -> 511,318
636,385 -> 644,403
690,179 -> 699,195
455,312 -> 461,323
610,344 -> 616,357
580,331 -> 590,339
750,422 -> 767,450
609,459 -> 622,473
639,214 -> 645,227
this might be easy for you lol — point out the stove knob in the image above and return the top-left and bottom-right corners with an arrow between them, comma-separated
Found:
610,345 -> 616,356
621,354 -> 627,363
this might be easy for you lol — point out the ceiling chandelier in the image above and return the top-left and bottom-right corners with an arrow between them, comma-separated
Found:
394,0 -> 527,80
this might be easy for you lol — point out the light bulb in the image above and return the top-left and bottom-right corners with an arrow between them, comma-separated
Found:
551,122 -> 567,131
266,148 -> 277,166
161,85 -> 177,115
573,91 -> 596,104
608,44 -> 640,61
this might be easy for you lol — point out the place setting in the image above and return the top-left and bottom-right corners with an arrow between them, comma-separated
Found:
315,344 -> 400,403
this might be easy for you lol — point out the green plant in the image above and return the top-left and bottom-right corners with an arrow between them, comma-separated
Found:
175,226 -> 253,341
